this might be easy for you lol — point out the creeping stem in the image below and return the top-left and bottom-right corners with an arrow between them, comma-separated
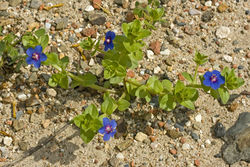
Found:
193,64 -> 199,84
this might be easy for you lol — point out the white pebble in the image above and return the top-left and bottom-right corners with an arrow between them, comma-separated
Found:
216,26 -> 231,39
116,153 -> 124,160
4,137 -> 13,146
89,58 -> 95,66
85,5 -> 94,12
135,132 -> 148,142
17,93 -> 27,101
160,49 -> 171,56
195,114 -> 202,123
205,139 -> 211,145
146,50 -> 154,60
182,143 -> 191,150
150,142 -> 158,149
46,88 -> 57,97
205,1 -> 212,7
223,55 -> 233,63
45,22 -> 51,29
154,66 -> 161,74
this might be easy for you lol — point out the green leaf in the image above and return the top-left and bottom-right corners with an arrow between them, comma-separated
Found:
22,35 -> 39,49
162,80 -> 173,93
122,23 -> 129,37
38,35 -> 49,50
175,80 -> 185,94
193,51 -> 208,65
117,99 -> 130,111
80,37 -> 94,50
180,100 -> 195,110
218,87 -> 230,104
182,72 -> 193,83
159,94 -> 168,109
135,85 -> 151,102
101,96 -> 118,115
123,42 -> 142,52
59,56 -> 69,70
48,77 -> 58,87
146,76 -> 163,94
80,129 -> 96,143
34,29 -> 46,38
125,79 -> 139,96
75,73 -> 97,87
59,74 -> 69,89
43,52 -> 59,65
85,104 -> 99,118
72,115 -> 85,128
110,76 -> 124,84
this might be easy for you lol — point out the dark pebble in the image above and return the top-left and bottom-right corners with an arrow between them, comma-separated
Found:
214,153 -> 222,158
0,75 -> 4,82
167,119 -> 173,125
177,22 -> 186,26
233,48 -> 242,53
149,96 -> 159,107
238,65 -> 244,70
145,69 -> 151,74
41,86 -> 47,92
174,123 -> 184,132
201,11 -> 214,22
124,164 -> 129,167
191,132 -> 199,141
232,40 -> 239,45
214,122 -> 226,138
246,10 -> 250,15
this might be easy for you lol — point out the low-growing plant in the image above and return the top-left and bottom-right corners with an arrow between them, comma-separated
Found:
0,1 -> 244,143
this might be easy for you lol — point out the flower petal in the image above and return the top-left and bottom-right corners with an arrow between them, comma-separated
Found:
106,31 -> 115,40
34,45 -> 43,53
33,60 -> 41,68
103,133 -> 111,141
102,117 -> 110,126
212,70 -> 221,76
110,129 -> 116,137
98,127 -> 105,134
40,53 -> 47,61
203,78 -> 211,87
109,42 -> 114,50
26,56 -> 34,64
203,71 -> 212,79
110,120 -> 117,128
218,75 -> 225,85
26,48 -> 35,57
211,81 -> 221,90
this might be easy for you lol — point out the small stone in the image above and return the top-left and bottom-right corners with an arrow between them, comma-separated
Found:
205,139 -> 211,145
17,93 -> 27,101
18,141 -> 29,151
46,88 -> 57,97
116,139 -> 133,151
228,102 -> 238,112
146,50 -> 154,60
88,13 -> 106,25
178,73 -> 185,81
109,157 -> 120,167
116,153 -> 124,160
30,0 -> 42,9
89,58 -> 95,66
0,2 -> 9,10
217,3 -> 228,13
82,27 -> 96,37
201,10 -> 214,22
149,40 -> 161,55
45,22 -> 51,30
42,119 -> 51,128
174,123 -> 184,132
216,26 -> 230,39
205,1 -> 212,7
92,0 -> 101,9
3,137 -> 12,146
150,142 -> 158,149
223,55 -> 233,63
194,159 -> 200,166
85,5 -> 94,12
149,136 -> 156,142
191,132 -> 199,141
195,114 -> 202,123
213,122 -> 225,138
145,126 -> 154,136
169,149 -> 177,155
126,70 -> 135,78
9,0 -> 22,7
153,66 -> 161,74
189,9 -> 202,16
244,25 -> 249,30
135,132 -> 148,142
126,12 -> 135,22
28,72 -> 38,82
56,18 -> 68,30
13,120 -> 25,131
182,143 -> 191,150
160,49 -> 171,56
167,129 -> 182,139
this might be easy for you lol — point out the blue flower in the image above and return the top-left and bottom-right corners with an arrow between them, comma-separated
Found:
98,117 -> 117,141
203,70 -> 225,90
104,31 -> 115,51
26,45 -> 47,68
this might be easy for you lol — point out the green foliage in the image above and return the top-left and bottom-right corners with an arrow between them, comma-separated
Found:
72,104 -> 103,143
221,67 -> 244,90
193,51 -> 208,65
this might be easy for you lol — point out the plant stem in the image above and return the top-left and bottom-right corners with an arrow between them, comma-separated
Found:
193,64 -> 199,84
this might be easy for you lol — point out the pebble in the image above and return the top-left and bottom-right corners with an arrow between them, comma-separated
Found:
150,142 -> 158,149
195,114 -> 202,123
153,66 -> 161,74
0,2 -> 9,11
213,122 -> 225,138
56,18 -> 68,30
149,40 -> 161,55
42,119 -> 51,128
85,5 -> 95,12
194,159 -> 200,166
30,0 -> 42,9
46,88 -> 57,97
182,143 -> 191,150
166,129 -> 182,139
0,147 -> 8,157
13,120 -> 25,131
17,93 -> 27,101
18,141 -> 29,151
201,10 -> 214,22
28,72 -> 38,82
189,9 -> 202,16
45,22 -> 51,30
146,50 -> 154,60
174,123 -> 184,132
88,13 -> 106,25
9,0 -> 22,7
160,49 -> 170,56
205,1 -> 212,7
217,3 -> 228,13
216,26 -> 230,39
223,55 -> 233,63
191,132 -> 199,141
116,153 -> 124,160
3,137 -> 12,146
89,58 -> 95,66
169,149 -> 177,155
135,132 -> 148,142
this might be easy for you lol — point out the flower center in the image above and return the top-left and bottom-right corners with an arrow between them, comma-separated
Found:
210,74 -> 217,83
106,38 -> 111,44
105,125 -> 112,133
32,53 -> 40,61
